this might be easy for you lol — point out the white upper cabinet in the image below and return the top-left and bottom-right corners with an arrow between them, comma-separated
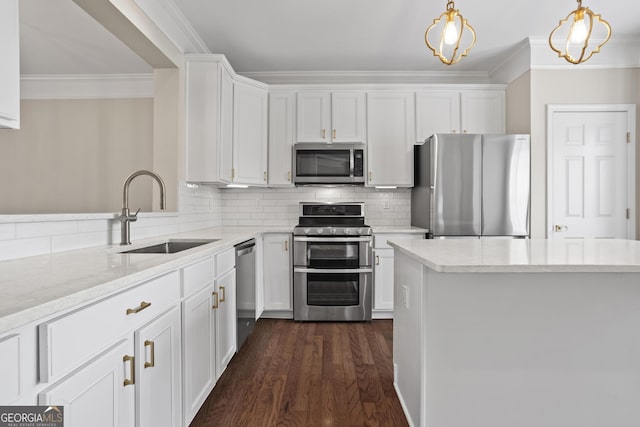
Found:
460,90 -> 505,134
185,57 -> 234,183
416,88 -> 505,141
233,80 -> 268,185
0,0 -> 20,129
366,92 -> 415,187
268,92 -> 296,186
297,91 -> 365,143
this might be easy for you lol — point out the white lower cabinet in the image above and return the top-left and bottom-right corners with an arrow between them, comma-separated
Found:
262,234 -> 292,317
135,306 -> 182,427
214,267 -> 236,378
39,339 -> 135,427
373,233 -> 426,318
182,284 -> 216,426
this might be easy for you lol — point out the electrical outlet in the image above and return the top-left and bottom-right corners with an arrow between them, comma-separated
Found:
383,198 -> 391,209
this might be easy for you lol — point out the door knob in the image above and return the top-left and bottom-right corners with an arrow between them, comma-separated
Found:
554,225 -> 568,232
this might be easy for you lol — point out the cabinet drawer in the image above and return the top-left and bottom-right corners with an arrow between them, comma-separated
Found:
39,271 -> 180,383
374,233 -> 425,249
215,248 -> 235,275
182,257 -> 215,297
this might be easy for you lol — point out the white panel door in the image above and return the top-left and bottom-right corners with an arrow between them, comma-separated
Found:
233,81 -> 268,185
268,92 -> 295,186
366,92 -> 415,187
263,234 -> 292,312
214,267 -> 236,379
39,339 -> 134,427
331,92 -> 366,143
135,307 -> 182,427
551,111 -> 629,238
297,92 -> 331,142
460,91 -> 505,134
416,91 -> 461,141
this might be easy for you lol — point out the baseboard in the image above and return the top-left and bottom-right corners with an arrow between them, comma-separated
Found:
260,310 -> 293,319
393,376 -> 416,427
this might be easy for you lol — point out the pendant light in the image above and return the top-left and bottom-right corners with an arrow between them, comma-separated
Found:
424,0 -> 476,65
549,0 -> 611,64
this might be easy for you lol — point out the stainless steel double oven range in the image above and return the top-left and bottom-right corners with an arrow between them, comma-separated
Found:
293,202 -> 372,321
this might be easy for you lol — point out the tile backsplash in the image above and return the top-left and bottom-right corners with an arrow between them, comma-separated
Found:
222,187 -> 410,227
0,184 -> 410,261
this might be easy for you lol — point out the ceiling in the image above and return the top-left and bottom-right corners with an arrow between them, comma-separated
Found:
19,0 -> 640,76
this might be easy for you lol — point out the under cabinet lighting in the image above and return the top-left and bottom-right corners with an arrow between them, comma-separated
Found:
375,186 -> 398,189
226,184 -> 249,189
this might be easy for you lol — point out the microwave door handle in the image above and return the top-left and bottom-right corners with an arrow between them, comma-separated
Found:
350,147 -> 354,178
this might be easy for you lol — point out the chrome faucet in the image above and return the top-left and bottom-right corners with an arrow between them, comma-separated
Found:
120,170 -> 166,245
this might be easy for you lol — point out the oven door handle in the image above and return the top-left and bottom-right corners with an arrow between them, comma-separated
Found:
293,237 -> 372,242
293,268 -> 373,274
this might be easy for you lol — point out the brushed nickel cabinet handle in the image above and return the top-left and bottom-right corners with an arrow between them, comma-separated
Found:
333,129 -> 337,139
322,129 -> 326,139
287,171 -> 291,182
220,286 -> 226,303
368,171 -> 372,182
212,291 -> 219,309
264,171 -> 267,181
126,301 -> 151,315
144,340 -> 155,368
284,240 -> 288,251
376,255 -> 380,265
123,355 -> 135,386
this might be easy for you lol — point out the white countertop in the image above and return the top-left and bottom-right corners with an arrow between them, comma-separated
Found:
0,227 -> 291,334
388,238 -> 640,273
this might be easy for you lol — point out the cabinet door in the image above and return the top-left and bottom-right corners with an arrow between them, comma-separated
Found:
182,285 -> 216,426
186,60 -> 223,183
233,81 -> 268,185
214,268 -> 237,378
39,339 -> 135,427
135,307 -> 182,427
219,67 -> 234,183
416,91 -> 461,141
460,91 -> 505,134
366,92 -> 416,187
331,92 -> 366,143
297,92 -> 331,142
268,92 -> 295,186
263,234 -> 292,313
374,248 -> 394,311
0,0 -> 19,129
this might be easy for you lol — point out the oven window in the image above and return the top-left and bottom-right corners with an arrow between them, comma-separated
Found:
296,150 -> 350,177
307,242 -> 359,268
307,273 -> 359,306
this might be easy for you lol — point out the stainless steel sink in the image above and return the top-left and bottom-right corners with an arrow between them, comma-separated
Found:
120,239 -> 220,254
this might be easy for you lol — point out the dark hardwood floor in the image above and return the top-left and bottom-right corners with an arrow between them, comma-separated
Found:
190,319 -> 409,427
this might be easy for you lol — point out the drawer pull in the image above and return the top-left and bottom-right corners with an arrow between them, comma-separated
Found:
123,355 -> 135,386
376,255 -> 380,265
220,286 -> 226,302
144,340 -> 155,368
212,291 -> 219,309
126,301 -> 151,315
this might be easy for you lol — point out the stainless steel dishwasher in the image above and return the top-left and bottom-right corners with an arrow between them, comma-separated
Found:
235,239 -> 256,350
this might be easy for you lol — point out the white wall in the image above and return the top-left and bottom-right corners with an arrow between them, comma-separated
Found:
0,98 -> 154,214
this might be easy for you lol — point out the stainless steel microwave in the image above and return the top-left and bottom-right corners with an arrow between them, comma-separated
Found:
293,143 -> 366,185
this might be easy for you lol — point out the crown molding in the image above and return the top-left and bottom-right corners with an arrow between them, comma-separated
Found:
489,39 -> 531,84
240,70 -> 492,85
133,0 -> 210,54
529,36 -> 640,69
20,74 -> 154,100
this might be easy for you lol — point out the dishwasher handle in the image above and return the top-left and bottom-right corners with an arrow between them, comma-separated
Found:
235,239 -> 256,256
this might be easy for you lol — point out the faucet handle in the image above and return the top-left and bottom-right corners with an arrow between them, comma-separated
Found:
131,208 -> 141,220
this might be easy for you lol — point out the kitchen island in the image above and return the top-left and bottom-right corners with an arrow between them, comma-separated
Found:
388,238 -> 640,427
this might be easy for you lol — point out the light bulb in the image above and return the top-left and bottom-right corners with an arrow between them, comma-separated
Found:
443,20 -> 459,45
570,18 -> 588,43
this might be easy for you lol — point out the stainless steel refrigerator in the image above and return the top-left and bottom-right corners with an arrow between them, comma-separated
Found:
411,134 -> 530,238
